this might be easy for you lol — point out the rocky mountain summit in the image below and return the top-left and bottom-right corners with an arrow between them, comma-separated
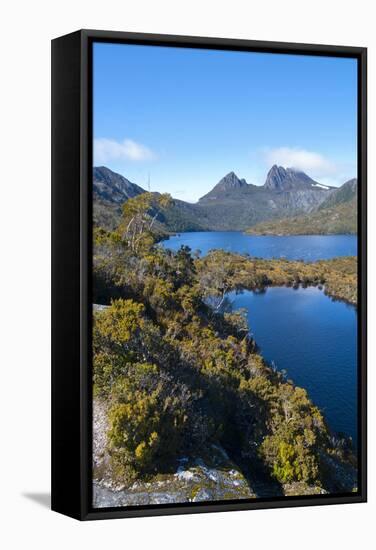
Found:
199,171 -> 252,201
263,164 -> 332,191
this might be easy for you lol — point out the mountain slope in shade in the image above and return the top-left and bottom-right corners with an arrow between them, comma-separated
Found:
93,166 -> 145,203
318,178 -> 357,210
93,167 -> 146,230
246,179 -> 358,236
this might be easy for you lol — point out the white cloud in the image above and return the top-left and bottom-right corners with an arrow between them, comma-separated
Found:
264,147 -> 337,176
94,138 -> 157,163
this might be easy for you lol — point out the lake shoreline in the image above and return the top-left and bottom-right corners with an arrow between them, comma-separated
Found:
196,251 -> 357,306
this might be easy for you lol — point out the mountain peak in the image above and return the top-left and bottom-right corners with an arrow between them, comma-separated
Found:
263,165 -> 323,191
217,171 -> 248,190
198,171 -> 250,202
264,165 -> 288,190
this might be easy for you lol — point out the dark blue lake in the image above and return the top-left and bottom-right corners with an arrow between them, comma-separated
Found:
228,286 -> 358,444
162,231 -> 357,261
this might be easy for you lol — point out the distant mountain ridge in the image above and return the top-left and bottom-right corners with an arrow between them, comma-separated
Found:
93,165 -> 356,232
199,165 -> 334,202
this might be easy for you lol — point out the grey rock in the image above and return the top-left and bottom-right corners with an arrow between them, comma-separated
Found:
263,165 -> 328,191
93,166 -> 145,204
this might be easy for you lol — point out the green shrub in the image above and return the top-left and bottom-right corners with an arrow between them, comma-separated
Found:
107,375 -> 186,481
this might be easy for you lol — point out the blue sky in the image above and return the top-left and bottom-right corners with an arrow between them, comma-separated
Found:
93,43 -> 357,202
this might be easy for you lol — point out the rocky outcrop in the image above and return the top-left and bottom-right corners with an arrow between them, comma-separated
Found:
93,166 -> 145,204
92,399 -> 256,507
93,453 -> 256,507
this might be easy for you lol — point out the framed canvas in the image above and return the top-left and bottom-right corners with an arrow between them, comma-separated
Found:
51,29 -> 367,520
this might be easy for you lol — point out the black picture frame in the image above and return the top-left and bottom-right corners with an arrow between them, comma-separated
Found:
51,29 -> 367,521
